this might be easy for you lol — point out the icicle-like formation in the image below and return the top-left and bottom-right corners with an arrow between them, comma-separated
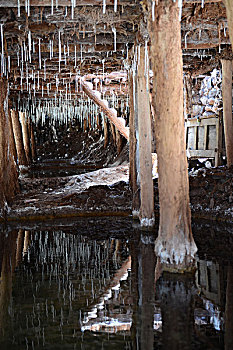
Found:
38,38 -> 41,69
103,0 -> 106,14
44,59 -> 46,80
51,0 -> 54,15
112,27 -> 117,52
27,0 -> 30,16
152,1 -> 155,22
8,55 -> 10,73
114,0 -> 117,12
74,45 -> 77,67
18,0 -> 20,17
81,44 -> 83,62
59,31 -> 61,72
178,0 -> 182,22
28,30 -> 31,63
1,24 -> 4,76
201,0 -> 204,8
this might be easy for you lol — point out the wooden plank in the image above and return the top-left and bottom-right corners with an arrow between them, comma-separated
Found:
204,125 -> 208,150
0,0 -> 221,5
188,150 -> 216,158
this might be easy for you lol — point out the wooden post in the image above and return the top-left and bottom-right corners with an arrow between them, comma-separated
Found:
128,70 -> 140,217
8,111 -> 17,163
137,45 -> 155,227
0,79 -> 19,216
103,116 -> 109,148
20,111 -> 32,164
29,119 -> 37,161
221,60 -> 233,167
147,0 -> 197,270
11,109 -> 28,166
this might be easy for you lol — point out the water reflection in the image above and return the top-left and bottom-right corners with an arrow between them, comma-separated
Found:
0,220 -> 231,349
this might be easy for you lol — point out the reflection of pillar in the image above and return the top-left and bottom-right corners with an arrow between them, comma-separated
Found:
16,229 -> 24,266
140,235 -> 156,350
225,265 -> 233,350
158,274 -> 195,350
0,230 -> 18,337
23,231 -> 31,256
131,232 -> 155,350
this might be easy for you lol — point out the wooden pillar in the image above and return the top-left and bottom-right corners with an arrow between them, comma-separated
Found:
137,45 -> 154,227
129,70 -> 140,217
8,111 -> 17,163
0,79 -> 19,216
221,60 -> 233,167
110,121 -> 116,145
11,109 -> 28,166
147,0 -> 197,270
20,111 -> 31,164
115,128 -> 124,154
103,116 -> 109,148
29,119 -> 36,161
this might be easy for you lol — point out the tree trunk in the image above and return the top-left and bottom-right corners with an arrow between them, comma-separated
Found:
221,60 -> 233,167
20,111 -> 32,164
137,45 -> 155,227
11,109 -> 28,166
147,0 -> 197,271
0,79 -> 19,216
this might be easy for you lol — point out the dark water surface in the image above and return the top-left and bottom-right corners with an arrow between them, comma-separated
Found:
0,217 -> 232,350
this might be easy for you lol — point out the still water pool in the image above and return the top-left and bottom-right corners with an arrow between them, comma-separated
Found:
0,217 -> 232,349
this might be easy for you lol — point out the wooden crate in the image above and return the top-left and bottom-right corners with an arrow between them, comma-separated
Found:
185,114 -> 225,166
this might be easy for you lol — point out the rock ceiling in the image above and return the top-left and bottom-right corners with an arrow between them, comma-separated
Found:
0,0 -> 231,108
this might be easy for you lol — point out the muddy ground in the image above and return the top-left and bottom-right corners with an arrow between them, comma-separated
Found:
5,126 -> 233,223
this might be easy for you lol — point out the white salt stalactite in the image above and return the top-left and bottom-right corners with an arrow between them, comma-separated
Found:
18,0 -> 20,17
202,0 -> 204,8
103,0 -> 106,14
152,1 -> 155,22
28,30 -> 31,63
27,0 -> 30,17
74,45 -> 77,67
81,44 -> 83,62
39,38 -> 41,70
178,0 -> 182,22
1,24 -> 4,76
59,31 -> 61,72
8,55 -> 10,73
51,0 -> 54,15
112,27 -> 117,52
114,0 -> 117,12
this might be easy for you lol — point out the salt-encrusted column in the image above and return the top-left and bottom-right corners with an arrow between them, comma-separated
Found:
0,79 -> 19,217
137,45 -> 155,227
11,109 -> 28,166
147,0 -> 197,270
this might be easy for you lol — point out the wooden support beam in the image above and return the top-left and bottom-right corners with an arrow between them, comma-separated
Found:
0,79 -> 19,216
20,112 -> 32,164
11,109 -> 28,166
137,45 -> 154,227
221,59 -> 233,167
80,79 -> 129,140
129,70 -> 140,217
147,0 -> 197,271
